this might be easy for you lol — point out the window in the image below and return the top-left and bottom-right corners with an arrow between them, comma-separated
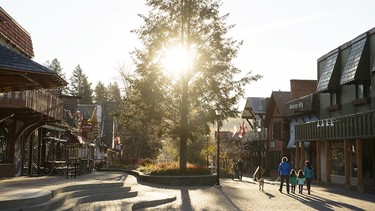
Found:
356,83 -> 370,99
330,91 -> 341,106
331,142 -> 344,176
272,122 -> 281,139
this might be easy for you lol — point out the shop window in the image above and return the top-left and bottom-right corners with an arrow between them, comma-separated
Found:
331,142 -> 344,176
0,127 -> 8,163
351,141 -> 357,178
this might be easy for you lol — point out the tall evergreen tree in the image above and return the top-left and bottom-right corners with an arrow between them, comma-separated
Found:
69,64 -> 93,104
107,82 -> 122,103
94,81 -> 108,104
127,0 -> 261,168
45,58 -> 69,94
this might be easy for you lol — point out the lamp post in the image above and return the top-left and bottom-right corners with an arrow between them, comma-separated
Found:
257,127 -> 262,178
214,105 -> 223,186
206,134 -> 210,168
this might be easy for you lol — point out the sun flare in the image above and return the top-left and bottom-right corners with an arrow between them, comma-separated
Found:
162,46 -> 191,77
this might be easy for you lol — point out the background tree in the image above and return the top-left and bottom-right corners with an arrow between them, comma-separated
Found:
69,64 -> 93,104
93,81 -> 108,104
124,0 -> 261,168
107,82 -> 122,103
45,58 -> 69,94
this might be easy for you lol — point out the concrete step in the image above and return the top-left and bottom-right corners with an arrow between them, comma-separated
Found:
0,188 -> 52,210
56,190 -> 138,211
0,181 -> 132,211
50,181 -> 125,196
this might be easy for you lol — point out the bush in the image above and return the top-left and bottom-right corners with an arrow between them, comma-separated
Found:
150,167 -> 211,176
138,162 -> 211,176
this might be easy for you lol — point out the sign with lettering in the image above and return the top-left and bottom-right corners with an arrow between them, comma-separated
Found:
81,124 -> 93,132
289,102 -> 304,110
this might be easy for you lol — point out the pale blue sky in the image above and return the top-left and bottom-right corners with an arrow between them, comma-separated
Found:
2,0 -> 375,109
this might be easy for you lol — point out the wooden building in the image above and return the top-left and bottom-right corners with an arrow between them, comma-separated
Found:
0,7 -> 67,177
295,27 -> 375,192
264,91 -> 291,177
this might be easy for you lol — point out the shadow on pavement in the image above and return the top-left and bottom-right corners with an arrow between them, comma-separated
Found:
287,192 -> 366,211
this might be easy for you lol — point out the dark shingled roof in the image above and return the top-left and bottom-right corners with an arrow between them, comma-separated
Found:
0,44 -> 67,92
264,91 -> 291,126
272,91 -> 291,116
242,97 -> 266,119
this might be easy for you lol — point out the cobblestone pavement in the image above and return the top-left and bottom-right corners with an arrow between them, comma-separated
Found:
79,172 -> 375,211
1,171 -> 375,211
130,176 -> 375,211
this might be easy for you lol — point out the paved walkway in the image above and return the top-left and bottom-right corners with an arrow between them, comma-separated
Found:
1,171 -> 374,210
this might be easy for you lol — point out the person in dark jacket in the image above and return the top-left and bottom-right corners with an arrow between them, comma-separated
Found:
278,156 -> 291,193
236,158 -> 244,180
304,160 -> 315,194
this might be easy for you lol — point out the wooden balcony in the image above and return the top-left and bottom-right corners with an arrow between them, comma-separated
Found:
0,90 -> 63,121
295,110 -> 375,141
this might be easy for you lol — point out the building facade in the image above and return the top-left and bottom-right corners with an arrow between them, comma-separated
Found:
0,7 -> 67,177
295,27 -> 375,192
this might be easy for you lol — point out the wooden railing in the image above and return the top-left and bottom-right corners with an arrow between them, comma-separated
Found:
0,90 -> 63,120
295,110 -> 375,141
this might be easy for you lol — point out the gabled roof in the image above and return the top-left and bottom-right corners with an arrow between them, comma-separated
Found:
0,44 -> 67,92
264,91 -> 291,126
78,104 -> 97,120
241,97 -> 266,119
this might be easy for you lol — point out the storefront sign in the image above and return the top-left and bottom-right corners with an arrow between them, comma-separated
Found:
289,102 -> 303,110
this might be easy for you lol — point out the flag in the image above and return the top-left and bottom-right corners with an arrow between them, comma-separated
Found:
242,121 -> 247,136
232,124 -> 237,137
239,121 -> 247,138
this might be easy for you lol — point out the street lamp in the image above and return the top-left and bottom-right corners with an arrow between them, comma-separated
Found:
214,105 -> 223,186
256,127 -> 262,179
206,134 -> 210,168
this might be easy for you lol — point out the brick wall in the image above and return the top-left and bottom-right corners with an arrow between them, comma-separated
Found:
290,79 -> 317,100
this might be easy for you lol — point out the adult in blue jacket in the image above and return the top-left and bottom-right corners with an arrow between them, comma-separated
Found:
278,156 -> 291,194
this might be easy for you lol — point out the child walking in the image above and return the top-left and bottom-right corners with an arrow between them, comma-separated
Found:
297,169 -> 305,194
290,169 -> 297,194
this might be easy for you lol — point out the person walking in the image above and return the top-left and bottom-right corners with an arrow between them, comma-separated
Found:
304,160 -> 315,194
290,169 -> 297,194
236,158 -> 244,180
297,169 -> 305,194
278,156 -> 291,193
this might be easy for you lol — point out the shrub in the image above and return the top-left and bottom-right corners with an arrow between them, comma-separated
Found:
138,162 -> 211,176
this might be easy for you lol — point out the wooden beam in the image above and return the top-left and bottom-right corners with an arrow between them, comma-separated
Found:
356,138 -> 364,192
326,140 -> 331,185
316,141 -> 321,185
344,139 -> 350,189
301,141 -> 305,170
296,141 -> 300,170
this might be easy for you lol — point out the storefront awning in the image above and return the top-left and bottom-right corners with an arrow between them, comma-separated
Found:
316,51 -> 340,92
340,37 -> 368,85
